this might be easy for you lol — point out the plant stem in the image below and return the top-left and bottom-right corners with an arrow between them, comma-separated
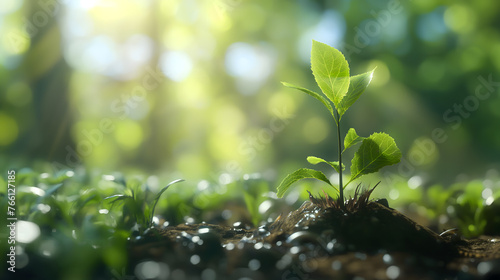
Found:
336,111 -> 345,210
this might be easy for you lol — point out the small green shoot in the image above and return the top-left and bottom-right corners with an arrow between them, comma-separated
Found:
104,179 -> 183,231
277,40 -> 402,209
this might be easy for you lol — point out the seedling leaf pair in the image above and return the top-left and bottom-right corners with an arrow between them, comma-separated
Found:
277,40 -> 401,206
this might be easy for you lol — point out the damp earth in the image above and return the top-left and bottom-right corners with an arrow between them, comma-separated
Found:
128,194 -> 500,280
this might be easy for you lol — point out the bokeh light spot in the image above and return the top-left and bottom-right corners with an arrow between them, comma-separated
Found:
225,42 -> 276,94
444,5 -> 475,34
267,91 -> 298,116
302,117 -> 329,144
386,265 -> 400,279
389,189 -> 399,200
408,176 -> 423,189
3,28 -> 30,55
417,7 -> 448,42
160,51 -> 193,82
16,221 -> 41,243
226,43 -> 257,77
299,10 -> 345,62
135,261 -> 169,279
0,0 -> 23,14
0,113 -> 18,146
114,121 -> 143,150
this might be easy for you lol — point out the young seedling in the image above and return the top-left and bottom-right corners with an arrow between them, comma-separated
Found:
104,179 -> 184,232
277,40 -> 402,210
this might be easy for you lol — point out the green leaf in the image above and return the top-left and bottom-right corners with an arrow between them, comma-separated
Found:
276,168 -> 337,198
307,156 -> 345,173
343,128 -> 365,153
311,40 -> 350,110
347,133 -> 402,186
32,183 -> 64,212
103,194 -> 133,206
282,82 -> 337,123
337,70 -> 375,118
243,192 -> 259,226
149,179 -> 184,226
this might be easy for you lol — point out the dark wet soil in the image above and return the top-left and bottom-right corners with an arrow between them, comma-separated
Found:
129,200 -> 500,280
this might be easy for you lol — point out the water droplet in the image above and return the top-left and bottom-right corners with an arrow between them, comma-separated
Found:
389,189 -> 399,200
16,221 -> 40,243
135,261 -> 167,279
192,236 -> 201,243
222,209 -> 232,220
201,268 -> 216,280
36,204 -> 51,214
477,261 -> 492,275
254,227 -> 270,237
383,254 -> 393,264
198,228 -> 210,234
332,260 -> 342,270
326,241 -> 335,251
286,231 -> 320,246
259,200 -> 272,214
190,254 -> 200,265
185,217 -> 195,224
482,188 -> 493,199
225,243 -> 235,250
102,174 -> 115,181
386,265 -> 400,279
248,259 -> 261,271
197,180 -> 210,191
408,175 -> 422,189
486,197 -> 494,206
354,252 -> 367,260
290,246 -> 300,254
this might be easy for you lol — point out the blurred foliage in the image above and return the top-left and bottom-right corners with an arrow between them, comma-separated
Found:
0,0 -> 499,187
1,164 -> 500,278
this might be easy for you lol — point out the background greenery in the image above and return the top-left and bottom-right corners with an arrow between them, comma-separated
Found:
1,0 -> 500,278
2,0 -> 500,185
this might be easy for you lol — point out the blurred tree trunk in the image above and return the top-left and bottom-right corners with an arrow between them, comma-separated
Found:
140,0 -> 170,171
22,0 -> 74,165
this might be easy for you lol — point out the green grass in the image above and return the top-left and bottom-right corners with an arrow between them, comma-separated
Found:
1,166 -> 499,279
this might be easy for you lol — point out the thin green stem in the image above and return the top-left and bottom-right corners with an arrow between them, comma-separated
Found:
336,111 -> 345,210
